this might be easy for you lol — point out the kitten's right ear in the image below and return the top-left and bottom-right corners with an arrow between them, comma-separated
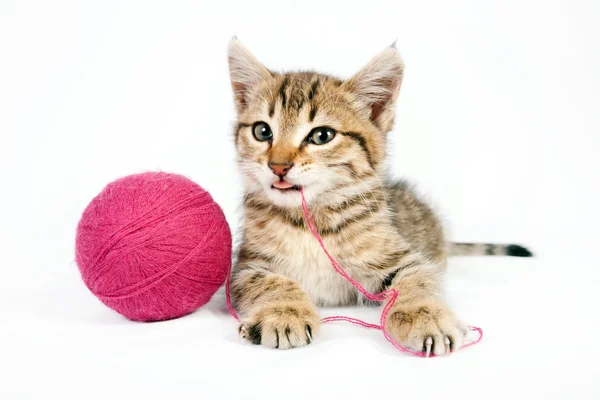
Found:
228,38 -> 273,114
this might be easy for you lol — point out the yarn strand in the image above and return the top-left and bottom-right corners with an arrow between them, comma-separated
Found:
225,189 -> 483,356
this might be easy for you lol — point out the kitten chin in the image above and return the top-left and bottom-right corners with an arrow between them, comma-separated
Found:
262,185 -> 308,208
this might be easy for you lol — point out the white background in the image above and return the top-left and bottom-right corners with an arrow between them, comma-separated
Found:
1,0 -> 599,399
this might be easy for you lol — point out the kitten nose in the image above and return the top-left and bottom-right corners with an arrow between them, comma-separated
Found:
268,162 -> 293,177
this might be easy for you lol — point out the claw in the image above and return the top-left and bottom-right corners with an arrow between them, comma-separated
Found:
444,336 -> 451,354
306,325 -> 313,344
425,337 -> 433,357
239,325 -> 248,339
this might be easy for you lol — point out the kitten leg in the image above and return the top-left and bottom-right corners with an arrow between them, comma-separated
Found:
230,266 -> 320,349
383,254 -> 467,356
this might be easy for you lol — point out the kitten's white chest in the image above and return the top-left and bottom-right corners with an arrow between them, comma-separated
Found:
274,231 -> 363,306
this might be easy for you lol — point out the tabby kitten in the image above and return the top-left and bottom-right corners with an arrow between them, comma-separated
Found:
227,39 -> 531,356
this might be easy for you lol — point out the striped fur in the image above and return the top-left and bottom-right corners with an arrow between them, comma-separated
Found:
227,39 -> 532,355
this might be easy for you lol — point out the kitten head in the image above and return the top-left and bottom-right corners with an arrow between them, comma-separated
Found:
228,39 -> 404,208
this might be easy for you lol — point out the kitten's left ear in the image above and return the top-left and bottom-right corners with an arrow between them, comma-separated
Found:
228,38 -> 273,114
342,44 -> 404,131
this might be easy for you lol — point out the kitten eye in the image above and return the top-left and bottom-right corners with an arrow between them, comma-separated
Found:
252,122 -> 273,142
308,127 -> 336,145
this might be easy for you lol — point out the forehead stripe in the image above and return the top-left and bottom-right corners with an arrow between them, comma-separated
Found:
278,77 -> 290,109
308,78 -> 319,101
268,100 -> 275,117
309,105 -> 318,122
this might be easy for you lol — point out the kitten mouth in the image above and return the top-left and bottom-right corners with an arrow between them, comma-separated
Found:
271,181 -> 301,191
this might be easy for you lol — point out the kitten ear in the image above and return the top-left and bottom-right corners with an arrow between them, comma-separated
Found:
228,38 -> 273,113
343,44 -> 404,131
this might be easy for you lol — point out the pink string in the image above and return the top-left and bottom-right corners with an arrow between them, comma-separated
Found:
225,264 -> 239,322
226,189 -> 483,356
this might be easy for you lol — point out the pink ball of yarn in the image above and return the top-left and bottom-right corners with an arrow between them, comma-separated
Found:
75,172 -> 231,322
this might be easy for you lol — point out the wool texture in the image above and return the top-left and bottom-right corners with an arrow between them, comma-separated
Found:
75,172 -> 231,322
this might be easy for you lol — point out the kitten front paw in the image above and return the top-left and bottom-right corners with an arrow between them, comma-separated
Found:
385,300 -> 467,356
239,301 -> 320,349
